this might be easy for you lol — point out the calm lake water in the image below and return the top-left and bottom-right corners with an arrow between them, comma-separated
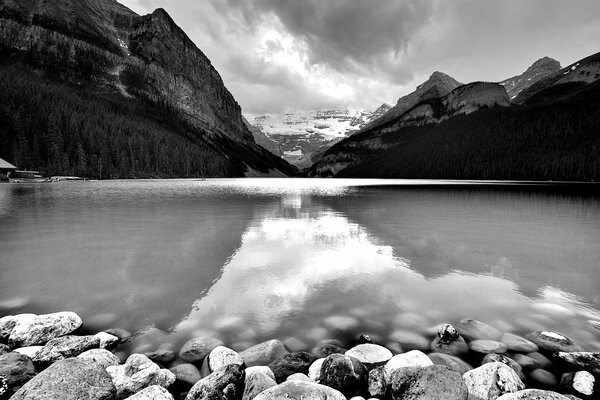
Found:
1,179 -> 600,354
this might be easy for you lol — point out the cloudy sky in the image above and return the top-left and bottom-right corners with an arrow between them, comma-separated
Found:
120,0 -> 600,116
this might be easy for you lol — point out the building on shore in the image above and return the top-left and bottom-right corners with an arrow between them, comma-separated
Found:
0,157 -> 17,181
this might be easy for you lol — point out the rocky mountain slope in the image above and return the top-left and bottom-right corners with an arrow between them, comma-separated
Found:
0,0 -> 296,177
308,52 -> 600,180
499,57 -> 561,100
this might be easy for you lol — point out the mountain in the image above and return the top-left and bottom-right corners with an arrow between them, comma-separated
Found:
360,71 -> 462,132
500,57 -> 561,100
0,0 -> 296,177
308,52 -> 600,180
248,107 -> 391,169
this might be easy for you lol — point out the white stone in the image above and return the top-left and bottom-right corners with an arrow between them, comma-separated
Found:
95,332 -> 119,349
573,371 -> 594,396
383,350 -> 433,380
124,385 -> 174,400
308,358 -> 325,382
78,349 -> 121,368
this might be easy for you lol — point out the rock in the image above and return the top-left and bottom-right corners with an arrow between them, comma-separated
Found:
247,366 -> 276,381
124,385 -> 174,400
95,332 -> 120,350
469,339 -> 508,354
253,380 -> 346,400
383,350 -> 433,381
437,324 -> 459,343
308,358 -> 325,382
529,369 -> 558,387
561,371 -> 596,399
243,366 -> 277,400
0,375 -> 7,399
78,349 -> 121,368
525,331 -> 583,353
214,316 -> 245,335
368,366 -> 386,398
500,333 -> 539,353
0,297 -> 29,312
358,334 -> 374,344
104,328 -> 132,342
482,354 -> 524,379
240,340 -> 288,367
345,344 -> 393,370
322,315 -> 360,333
145,349 -> 176,365
106,354 -> 176,399
268,351 -> 316,383
185,364 -> 245,400
312,343 -> 348,359
0,312 -> 82,347
283,338 -> 309,352
587,320 -> 600,331
457,319 -> 502,341
349,397 -> 366,400
320,354 -> 369,398
388,365 -> 468,400
387,330 -> 430,351
286,373 -> 311,382
557,352 -> 600,374
13,346 -> 42,359
179,337 -> 224,363
33,335 -> 101,367
0,352 -> 36,396
430,336 -> 469,356
428,353 -> 473,375
201,346 -> 244,376
170,363 -> 202,388
10,358 -> 115,400
0,344 -> 10,355
463,362 -> 525,400
496,389 -> 571,400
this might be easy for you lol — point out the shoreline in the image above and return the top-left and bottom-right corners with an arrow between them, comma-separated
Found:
1,311 -> 598,400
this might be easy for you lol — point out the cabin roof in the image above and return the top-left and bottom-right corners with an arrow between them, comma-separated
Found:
0,157 -> 17,169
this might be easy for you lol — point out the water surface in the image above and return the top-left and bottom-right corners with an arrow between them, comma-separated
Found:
1,179 -> 599,353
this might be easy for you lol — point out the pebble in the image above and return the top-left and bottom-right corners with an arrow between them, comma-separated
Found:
529,368 -> 558,387
525,331 -> 584,353
501,333 -> 539,353
179,337 -> 224,363
428,352 -> 473,375
367,366 -> 386,398
344,344 -> 392,370
387,330 -> 429,351
463,362 -> 525,400
240,340 -> 288,367
457,318 -> 502,341
145,349 -> 176,365
469,339 -> 508,354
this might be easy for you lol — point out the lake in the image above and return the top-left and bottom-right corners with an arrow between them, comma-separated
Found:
1,179 -> 599,355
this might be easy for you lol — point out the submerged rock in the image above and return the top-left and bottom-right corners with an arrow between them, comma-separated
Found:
313,343 -> 348,359
240,340 -> 288,367
268,352 -> 316,383
169,363 -> 202,388
0,352 -> 36,397
0,312 -> 82,347
525,331 -> 583,353
428,352 -> 473,375
388,365 -> 467,400
345,344 -> 392,370
322,315 -> 360,333
457,319 -> 502,341
106,354 -> 175,399
11,358 -> 115,400
463,362 -> 525,400
387,330 -> 429,351
185,364 -> 245,400
469,339 -> 508,354
319,354 -> 369,398
529,368 -> 558,387
500,333 -> 538,353
253,380 -> 346,400
179,337 -> 224,363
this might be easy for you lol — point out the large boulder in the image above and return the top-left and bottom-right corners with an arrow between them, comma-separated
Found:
557,352 -> 600,374
428,353 -> 473,375
240,340 -> 288,367
456,319 -> 502,341
525,332 -> 583,353
10,358 -> 115,400
78,349 -> 121,368
106,354 -> 175,399
243,366 -> 277,400
201,346 -> 244,376
0,352 -> 36,396
124,385 -> 174,400
319,354 -> 368,398
32,335 -> 100,367
253,380 -> 346,400
345,344 -> 392,370
185,364 -> 245,400
496,389 -> 571,400
0,312 -> 82,347
268,352 -> 316,383
179,337 -> 224,363
388,365 -> 468,400
463,362 -> 525,400
383,350 -> 433,381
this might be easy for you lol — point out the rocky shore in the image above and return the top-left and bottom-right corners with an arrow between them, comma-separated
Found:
0,312 -> 599,400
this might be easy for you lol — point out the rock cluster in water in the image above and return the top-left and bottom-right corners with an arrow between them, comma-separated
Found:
0,312 -> 599,400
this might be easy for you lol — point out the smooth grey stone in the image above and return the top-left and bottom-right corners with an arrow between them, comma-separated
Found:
240,340 -> 288,367
179,337 -> 224,363
529,368 -> 558,387
456,319 -> 502,341
525,331 -> 583,353
501,333 -> 539,353
428,352 -> 473,375
469,339 -> 508,354
124,385 -> 174,400
243,367 -> 277,400
0,352 -> 36,396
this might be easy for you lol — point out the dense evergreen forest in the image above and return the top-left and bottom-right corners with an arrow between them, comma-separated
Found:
0,63 -> 245,178
312,80 -> 600,181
